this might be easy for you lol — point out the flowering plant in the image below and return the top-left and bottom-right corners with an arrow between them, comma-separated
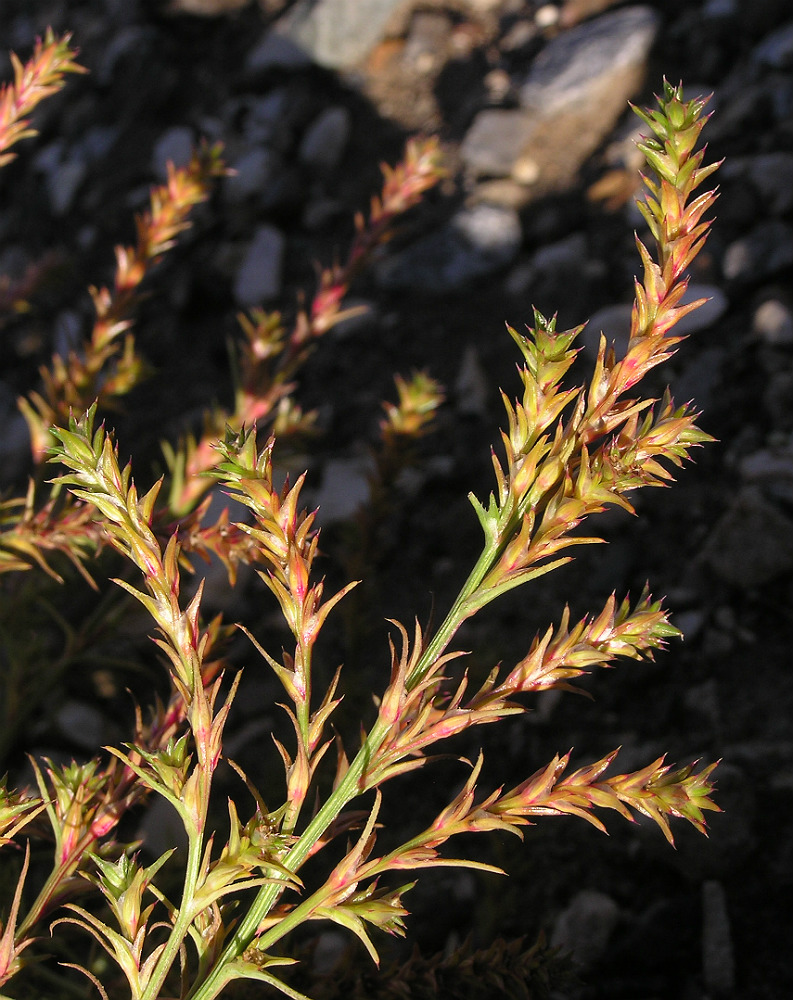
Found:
0,31 -> 719,1000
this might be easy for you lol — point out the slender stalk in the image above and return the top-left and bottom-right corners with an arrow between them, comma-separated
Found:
406,538 -> 501,690
188,715 -> 391,1000
140,828 -> 206,1000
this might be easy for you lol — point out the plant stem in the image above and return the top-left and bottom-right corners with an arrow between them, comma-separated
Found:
188,715 -> 391,1000
140,818 -> 205,1000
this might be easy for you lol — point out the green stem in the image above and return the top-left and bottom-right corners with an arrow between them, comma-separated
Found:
189,512 -> 518,997
139,808 -> 206,1000
188,715 -> 390,1000
282,640 -> 312,836
406,513 -> 520,690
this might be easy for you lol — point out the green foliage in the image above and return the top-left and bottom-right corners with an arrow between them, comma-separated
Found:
0,33 -> 719,1000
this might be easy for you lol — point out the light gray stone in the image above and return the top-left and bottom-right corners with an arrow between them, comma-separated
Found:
724,152 -> 793,215
53,310 -> 82,358
455,345 -> 489,417
702,881 -> 736,996
581,303 -> 632,360
674,284 -> 729,335
671,346 -> 725,412
225,148 -> 275,202
749,152 -> 793,215
243,92 -> 290,145
531,231 -> 588,277
723,221 -> 793,283
313,456 -> 372,525
32,138 -> 64,175
299,106 -> 352,173
505,232 -> 588,296
703,487 -> 793,587
33,139 -> 88,216
403,10 -> 453,72
461,6 -> 659,196
704,0 -> 737,15
79,125 -> 119,163
740,444 -> 793,504
233,224 -> 285,305
47,158 -> 87,216
551,889 -> 621,968
165,0 -> 249,14
460,109 -> 539,180
752,20 -> 793,69
752,297 -> 793,345
376,204 -> 522,292
245,31 -> 313,74
54,700 -> 109,750
519,6 -> 660,115
275,0 -> 405,70
152,126 -> 194,181
97,25 -> 152,85
138,796 -> 189,856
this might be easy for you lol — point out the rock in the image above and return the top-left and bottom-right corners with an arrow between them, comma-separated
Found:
460,109 -> 540,180
506,231 -> 590,308
740,444 -> 793,504
152,125 -> 195,180
312,456 -> 372,525
764,370 -> 793,428
376,204 -> 522,292
752,297 -> 793,345
233,224 -> 285,305
723,152 -> 793,216
581,303 -> 632,360
312,930 -> 349,975
707,76 -> 773,145
535,4 -> 560,29
245,31 -> 313,75
674,284 -> 729,335
138,796 -> 189,856
551,889 -> 621,968
164,0 -> 250,14
702,881 -> 736,996
32,136 -> 89,215
242,91 -> 290,145
752,19 -> 793,69
747,152 -> 793,216
461,6 -> 659,197
225,147 -> 275,202
298,106 -> 352,173
722,221 -> 793,284
703,0 -> 737,16
102,0 -> 144,23
97,25 -> 153,85
519,6 -> 659,115
403,10 -> 453,74
671,346 -> 725,412
53,309 -> 82,358
47,158 -> 87,216
275,0 -> 405,70
531,231 -> 588,278
683,679 -> 721,731
455,345 -> 489,417
0,408 -> 32,485
703,487 -> 793,587
54,700 -> 110,750
79,125 -> 119,164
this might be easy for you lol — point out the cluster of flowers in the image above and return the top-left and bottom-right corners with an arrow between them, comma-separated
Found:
0,31 -> 718,1000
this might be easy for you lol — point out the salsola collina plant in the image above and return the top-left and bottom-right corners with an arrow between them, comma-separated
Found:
0,30 -> 720,1000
